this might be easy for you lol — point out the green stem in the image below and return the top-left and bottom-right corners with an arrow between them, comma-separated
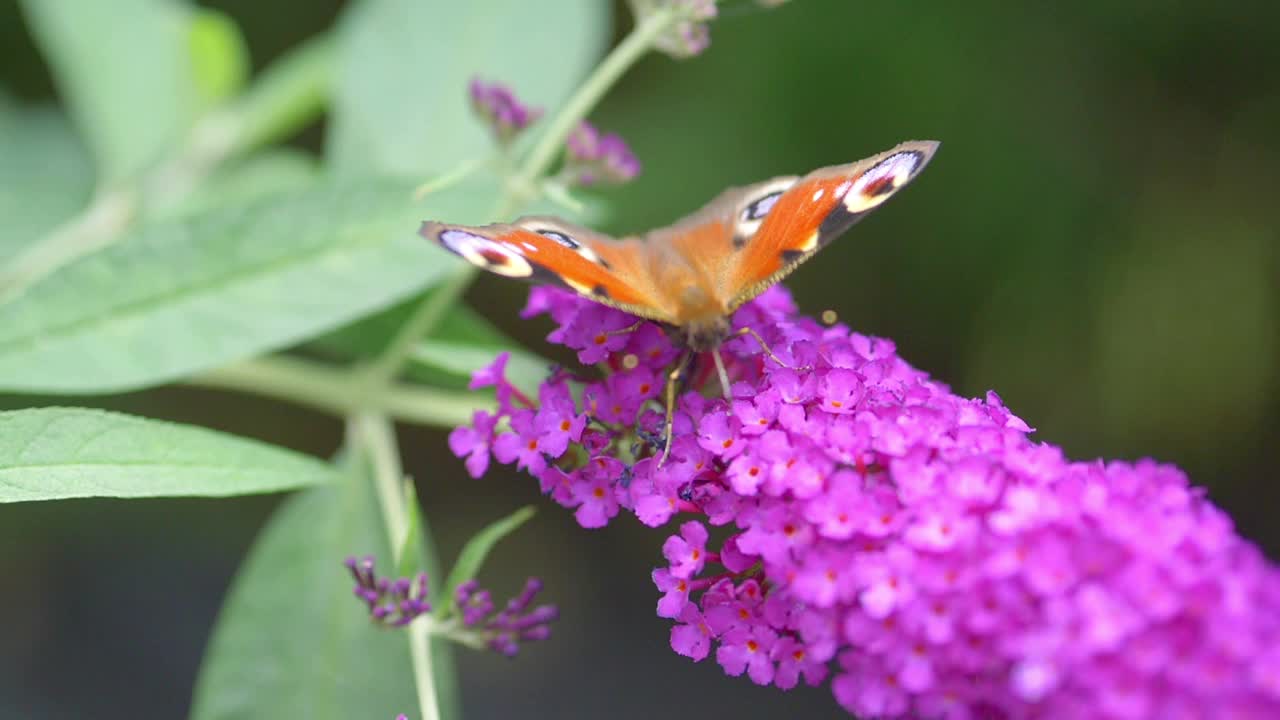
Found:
187,355 -> 487,429
361,268 -> 478,388
351,412 -> 440,720
511,5 -> 677,197
0,187 -> 136,301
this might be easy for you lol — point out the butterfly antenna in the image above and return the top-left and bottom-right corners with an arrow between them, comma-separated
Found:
604,319 -> 644,338
711,349 -> 733,401
658,351 -> 693,467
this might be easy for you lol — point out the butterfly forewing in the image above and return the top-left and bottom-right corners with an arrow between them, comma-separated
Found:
725,140 -> 939,310
420,219 -> 676,322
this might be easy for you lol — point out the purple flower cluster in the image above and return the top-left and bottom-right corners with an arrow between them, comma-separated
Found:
469,78 -> 541,143
563,121 -> 641,187
455,578 -> 559,657
629,0 -> 718,58
345,556 -> 432,627
450,284 -> 1280,717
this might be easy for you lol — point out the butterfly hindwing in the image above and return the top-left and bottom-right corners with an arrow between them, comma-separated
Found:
419,218 -> 676,323
724,140 -> 939,310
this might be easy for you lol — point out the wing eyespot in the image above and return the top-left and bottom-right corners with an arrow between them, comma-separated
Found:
843,151 -> 925,212
436,229 -> 534,278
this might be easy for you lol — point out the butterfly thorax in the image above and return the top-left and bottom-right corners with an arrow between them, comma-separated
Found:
674,315 -> 732,352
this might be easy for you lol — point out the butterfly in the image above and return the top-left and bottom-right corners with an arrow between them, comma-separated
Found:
421,140 -> 939,460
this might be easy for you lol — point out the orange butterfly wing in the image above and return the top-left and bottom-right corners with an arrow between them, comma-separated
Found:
419,216 -> 679,323
421,140 -> 939,331
722,140 -> 940,310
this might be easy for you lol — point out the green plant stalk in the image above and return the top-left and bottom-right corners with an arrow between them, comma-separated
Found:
351,412 -> 440,720
361,268 -> 478,389
511,4 -> 678,197
326,14 -> 688,720
187,355 -> 485,429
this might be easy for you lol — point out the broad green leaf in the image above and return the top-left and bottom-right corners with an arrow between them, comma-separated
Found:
0,176 -> 496,394
328,0 -> 610,175
0,407 -> 333,503
190,467 -> 417,720
188,7 -> 250,111
441,505 -> 536,614
0,101 -> 93,262
310,293 -> 549,392
20,0 -> 201,182
161,149 -> 319,220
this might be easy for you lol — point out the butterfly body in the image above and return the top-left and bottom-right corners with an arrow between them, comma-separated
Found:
421,140 -> 940,351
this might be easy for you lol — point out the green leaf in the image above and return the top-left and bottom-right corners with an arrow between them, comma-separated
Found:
0,175 -> 496,394
0,407 -> 333,503
0,101 -> 93,263
328,0 -> 611,175
310,293 -> 549,392
161,149 -> 319,220
188,7 -> 250,112
190,468 -> 416,720
20,0 -> 202,182
441,505 -> 536,613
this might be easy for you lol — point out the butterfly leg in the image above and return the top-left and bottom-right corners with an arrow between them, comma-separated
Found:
711,349 -> 733,401
734,326 -> 811,370
604,319 -> 645,339
658,350 -> 693,467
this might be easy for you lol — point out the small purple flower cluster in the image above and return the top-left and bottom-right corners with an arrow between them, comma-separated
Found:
450,284 -> 1280,717
345,556 -> 432,627
455,578 -> 559,657
563,121 -> 641,187
629,0 -> 718,58
469,77 -> 541,143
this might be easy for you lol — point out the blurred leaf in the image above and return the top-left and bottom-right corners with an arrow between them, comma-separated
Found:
0,176 -> 497,394
163,149 -> 319,219
19,0 -> 202,183
228,33 -> 333,154
188,7 -> 250,111
310,293 -> 549,392
0,407 -> 333,503
190,468 -> 416,720
328,0 -> 610,175
0,101 -> 93,262
440,505 -> 536,613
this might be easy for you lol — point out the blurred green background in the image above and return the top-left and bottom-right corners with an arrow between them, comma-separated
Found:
1,0 -> 1277,718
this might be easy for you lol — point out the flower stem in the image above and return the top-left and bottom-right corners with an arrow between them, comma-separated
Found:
187,354 -> 487,429
508,4 -> 678,208
361,268 -> 477,389
351,412 -> 440,720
